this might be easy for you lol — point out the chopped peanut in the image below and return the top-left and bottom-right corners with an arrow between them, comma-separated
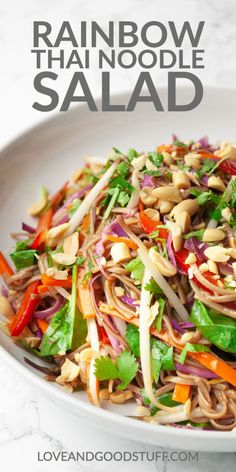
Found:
63,232 -> 79,257
110,242 -> 131,264
46,223 -> 70,248
110,390 -> 133,404
207,260 -> 218,274
172,171 -> 191,189
204,246 -> 230,263
184,152 -> 201,169
199,263 -> 209,273
52,253 -> 77,266
46,268 -> 69,280
114,286 -> 125,297
176,211 -> 191,234
140,187 -> 157,206
166,221 -> 183,252
170,199 -> 199,219
149,247 -> 177,277
221,207 -> 232,223
131,153 -> 147,170
202,228 -> 225,243
153,186 -> 182,203
208,176 -> 225,192
155,200 -> 175,214
185,253 -> 197,265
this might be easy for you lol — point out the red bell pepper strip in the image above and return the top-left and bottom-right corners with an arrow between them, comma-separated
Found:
30,207 -> 53,250
219,160 -> 236,176
50,181 -> 68,208
98,326 -> 111,346
139,212 -> 168,240
0,252 -> 14,276
9,280 -> 41,336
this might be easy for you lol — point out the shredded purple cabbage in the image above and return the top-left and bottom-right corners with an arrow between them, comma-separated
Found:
142,175 -> 155,188
22,222 -> 36,234
121,295 -> 139,306
184,238 -> 208,263
34,297 -> 64,319
175,363 -> 219,379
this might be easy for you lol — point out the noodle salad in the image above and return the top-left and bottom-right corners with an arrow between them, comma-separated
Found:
1,137 -> 236,431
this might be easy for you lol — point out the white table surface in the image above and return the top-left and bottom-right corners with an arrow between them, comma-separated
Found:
1,0 -> 236,470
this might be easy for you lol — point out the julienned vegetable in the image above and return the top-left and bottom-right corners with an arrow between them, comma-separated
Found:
9,281 -> 41,336
2,136 -> 236,431
0,251 -> 14,276
40,265 -> 87,355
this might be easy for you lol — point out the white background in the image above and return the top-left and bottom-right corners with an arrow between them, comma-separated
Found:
1,0 -> 236,470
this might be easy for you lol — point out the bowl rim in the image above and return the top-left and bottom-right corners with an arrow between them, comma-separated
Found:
1,85 -> 236,446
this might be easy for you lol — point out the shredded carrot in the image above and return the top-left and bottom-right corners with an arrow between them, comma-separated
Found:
172,384 -> 191,403
41,274 -> 72,288
0,252 -> 14,276
105,235 -> 138,250
198,150 -> 217,160
79,213 -> 90,245
157,144 -> 173,154
37,285 -> 50,294
36,318 -> 49,334
81,213 -> 90,232
51,182 -> 68,208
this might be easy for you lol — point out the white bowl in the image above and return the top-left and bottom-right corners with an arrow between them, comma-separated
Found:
1,87 -> 236,452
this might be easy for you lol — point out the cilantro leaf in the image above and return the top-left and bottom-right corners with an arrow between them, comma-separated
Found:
94,356 -> 119,381
125,324 -> 140,357
196,159 -> 216,177
190,189 -> 220,206
145,278 -> 163,295
110,176 -> 134,192
173,140 -> 188,148
116,161 -> 129,177
127,148 -> 138,162
178,343 -> 210,365
148,152 -> 164,168
125,257 -> 144,281
143,170 -> 162,177
94,350 -> 138,390
151,339 -> 174,371
117,190 -> 130,207
141,390 -> 180,415
116,350 -> 138,390
177,162 -> 190,171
